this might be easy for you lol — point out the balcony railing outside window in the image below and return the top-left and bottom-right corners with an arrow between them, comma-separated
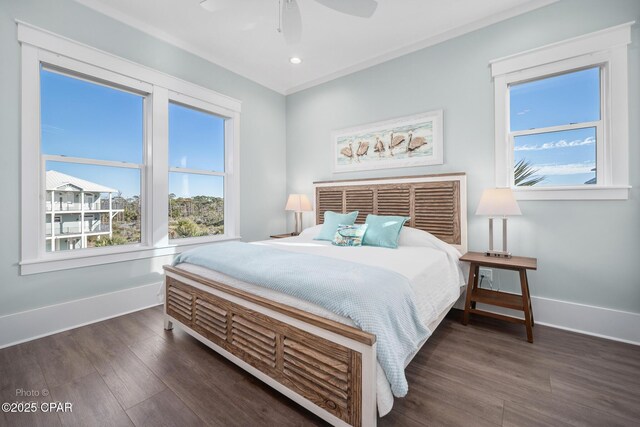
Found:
46,201 -> 82,211
46,223 -> 112,236
86,223 -> 111,233
45,200 -> 124,211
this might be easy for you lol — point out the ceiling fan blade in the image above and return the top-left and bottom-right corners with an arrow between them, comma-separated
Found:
282,0 -> 302,44
314,0 -> 378,18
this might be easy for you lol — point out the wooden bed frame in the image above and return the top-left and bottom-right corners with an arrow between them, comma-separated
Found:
163,173 -> 467,427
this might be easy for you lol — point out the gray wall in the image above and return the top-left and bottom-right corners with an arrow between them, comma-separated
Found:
286,0 -> 640,313
2,0 -> 638,320
0,0 -> 287,316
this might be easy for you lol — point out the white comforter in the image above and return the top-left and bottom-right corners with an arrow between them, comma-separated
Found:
176,226 -> 466,416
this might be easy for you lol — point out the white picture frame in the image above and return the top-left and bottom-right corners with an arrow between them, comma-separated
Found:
332,110 -> 444,173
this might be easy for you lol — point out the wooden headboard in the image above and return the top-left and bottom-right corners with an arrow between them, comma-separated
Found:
313,173 -> 467,253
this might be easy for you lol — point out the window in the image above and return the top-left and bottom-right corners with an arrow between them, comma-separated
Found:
168,102 -> 225,240
510,67 -> 601,187
491,23 -> 631,200
19,23 -> 241,274
41,68 -> 144,252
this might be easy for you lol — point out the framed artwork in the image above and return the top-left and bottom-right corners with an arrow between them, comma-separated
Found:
332,110 -> 443,173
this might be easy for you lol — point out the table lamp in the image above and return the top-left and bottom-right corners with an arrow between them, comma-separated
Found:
285,194 -> 312,235
475,188 -> 521,258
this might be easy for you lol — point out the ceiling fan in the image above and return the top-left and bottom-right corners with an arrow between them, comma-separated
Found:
200,0 -> 378,44
278,0 -> 378,44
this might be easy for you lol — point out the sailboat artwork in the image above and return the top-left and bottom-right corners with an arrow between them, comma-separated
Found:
333,110 -> 444,172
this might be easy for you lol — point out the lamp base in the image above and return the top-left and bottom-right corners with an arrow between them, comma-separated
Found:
293,212 -> 303,235
484,250 -> 512,258
485,217 -> 512,258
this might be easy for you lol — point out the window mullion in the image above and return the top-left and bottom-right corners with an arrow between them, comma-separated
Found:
151,87 -> 170,248
141,92 -> 152,247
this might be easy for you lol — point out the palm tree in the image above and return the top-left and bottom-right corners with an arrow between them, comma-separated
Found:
514,159 -> 545,186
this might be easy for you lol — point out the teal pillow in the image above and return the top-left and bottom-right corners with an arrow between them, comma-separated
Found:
332,224 -> 368,247
362,214 -> 409,249
314,211 -> 359,241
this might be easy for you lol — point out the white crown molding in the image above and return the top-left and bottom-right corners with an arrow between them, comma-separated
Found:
284,0 -> 559,94
73,0 -> 288,94
73,0 -> 558,95
17,21 -> 242,112
0,282 -> 163,349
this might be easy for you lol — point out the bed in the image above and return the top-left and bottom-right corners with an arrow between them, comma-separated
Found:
163,173 -> 468,427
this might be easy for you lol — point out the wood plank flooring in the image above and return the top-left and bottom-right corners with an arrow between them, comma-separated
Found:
0,306 -> 638,426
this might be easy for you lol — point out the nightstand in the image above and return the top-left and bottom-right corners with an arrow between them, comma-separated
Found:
460,251 -> 537,343
269,233 -> 298,239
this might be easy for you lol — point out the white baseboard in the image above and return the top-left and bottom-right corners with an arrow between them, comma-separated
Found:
0,282 -> 163,349
471,294 -> 640,345
2,283 -> 638,349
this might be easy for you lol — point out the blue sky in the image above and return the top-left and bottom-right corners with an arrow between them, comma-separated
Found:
510,67 -> 600,186
41,69 -> 225,198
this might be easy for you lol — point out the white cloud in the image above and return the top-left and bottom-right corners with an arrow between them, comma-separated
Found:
535,162 -> 596,176
514,136 -> 595,151
42,124 -> 65,135
516,109 -> 530,116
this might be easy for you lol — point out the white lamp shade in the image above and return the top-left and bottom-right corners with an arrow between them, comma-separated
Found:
285,194 -> 312,212
475,188 -> 521,216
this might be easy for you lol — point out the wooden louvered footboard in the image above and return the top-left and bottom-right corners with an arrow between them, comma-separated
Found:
163,267 -> 377,427
163,174 -> 466,426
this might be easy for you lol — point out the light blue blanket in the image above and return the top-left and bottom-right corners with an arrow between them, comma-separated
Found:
173,241 -> 430,396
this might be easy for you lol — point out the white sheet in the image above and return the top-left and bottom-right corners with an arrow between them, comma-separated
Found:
175,228 -> 466,416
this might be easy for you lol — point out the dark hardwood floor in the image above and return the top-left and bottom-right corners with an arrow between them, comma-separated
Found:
1,306 -> 639,426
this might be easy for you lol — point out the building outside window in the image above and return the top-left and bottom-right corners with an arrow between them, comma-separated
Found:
45,171 -> 124,252
40,67 -> 144,252
19,23 -> 241,274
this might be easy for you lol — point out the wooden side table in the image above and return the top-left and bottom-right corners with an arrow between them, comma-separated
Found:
269,233 -> 299,239
460,252 -> 537,343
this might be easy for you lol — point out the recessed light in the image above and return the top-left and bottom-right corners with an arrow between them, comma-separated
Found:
289,57 -> 302,65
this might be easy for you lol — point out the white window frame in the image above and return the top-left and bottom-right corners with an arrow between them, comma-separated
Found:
167,93 -> 233,246
18,21 -> 241,275
491,22 -> 633,200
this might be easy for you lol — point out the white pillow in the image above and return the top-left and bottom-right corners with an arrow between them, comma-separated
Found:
298,224 -> 324,239
398,226 -> 462,258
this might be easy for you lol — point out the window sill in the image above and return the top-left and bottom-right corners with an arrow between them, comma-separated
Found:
19,235 -> 241,275
513,185 -> 631,201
